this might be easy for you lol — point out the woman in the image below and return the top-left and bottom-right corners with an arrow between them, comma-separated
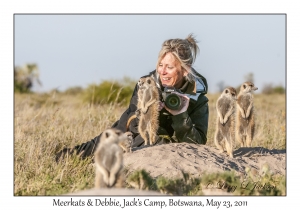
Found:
56,34 -> 209,161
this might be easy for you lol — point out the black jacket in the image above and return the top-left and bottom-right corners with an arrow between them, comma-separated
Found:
58,69 -> 209,159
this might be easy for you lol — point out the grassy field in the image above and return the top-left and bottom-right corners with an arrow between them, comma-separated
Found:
206,93 -> 286,149
14,91 -> 286,195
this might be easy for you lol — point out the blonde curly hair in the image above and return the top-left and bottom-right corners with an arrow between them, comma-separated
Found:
156,34 -> 200,82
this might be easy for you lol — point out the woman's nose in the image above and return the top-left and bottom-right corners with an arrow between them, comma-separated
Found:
161,66 -> 167,74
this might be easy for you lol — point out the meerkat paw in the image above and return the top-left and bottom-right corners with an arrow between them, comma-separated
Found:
135,109 -> 141,118
142,107 -> 149,114
223,117 -> 228,124
219,118 -> 224,124
241,112 -> 246,119
108,176 -> 116,188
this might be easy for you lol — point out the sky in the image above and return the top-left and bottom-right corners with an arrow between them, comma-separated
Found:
14,14 -> 286,93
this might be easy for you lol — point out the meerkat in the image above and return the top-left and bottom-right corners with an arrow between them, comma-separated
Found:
135,76 -> 160,146
118,131 -> 133,153
214,87 -> 237,158
236,82 -> 258,147
94,128 -> 127,188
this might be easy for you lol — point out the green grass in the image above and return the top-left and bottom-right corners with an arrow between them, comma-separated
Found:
125,168 -> 285,196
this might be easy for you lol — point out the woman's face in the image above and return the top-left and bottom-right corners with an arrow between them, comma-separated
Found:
157,52 -> 187,89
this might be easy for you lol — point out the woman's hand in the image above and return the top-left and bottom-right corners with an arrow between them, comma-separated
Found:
158,101 -> 165,111
162,92 -> 190,115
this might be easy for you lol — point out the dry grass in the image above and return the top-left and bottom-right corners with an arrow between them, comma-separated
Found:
14,92 -> 124,195
14,92 -> 286,195
206,93 -> 286,149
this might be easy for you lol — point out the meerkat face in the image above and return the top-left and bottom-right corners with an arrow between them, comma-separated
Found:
101,128 -> 124,144
138,77 -> 155,89
223,87 -> 237,100
240,82 -> 258,93
138,78 -> 145,88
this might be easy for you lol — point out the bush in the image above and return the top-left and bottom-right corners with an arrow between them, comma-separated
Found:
272,86 -> 285,94
63,86 -> 83,95
82,78 -> 136,106
262,83 -> 285,94
14,64 -> 41,93
126,169 -> 155,190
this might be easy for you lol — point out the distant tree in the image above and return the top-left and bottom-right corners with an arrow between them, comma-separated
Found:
261,83 -> 273,94
236,72 -> 255,94
262,83 -> 285,94
273,85 -> 285,94
244,72 -> 254,83
14,63 -> 42,93
216,81 -> 225,93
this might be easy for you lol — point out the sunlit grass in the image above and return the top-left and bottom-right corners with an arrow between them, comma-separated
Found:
14,91 -> 285,195
206,93 -> 286,149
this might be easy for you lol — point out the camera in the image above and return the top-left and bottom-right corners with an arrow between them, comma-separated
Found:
161,86 -> 183,110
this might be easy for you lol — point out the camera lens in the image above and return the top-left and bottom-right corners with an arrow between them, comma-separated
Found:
165,94 -> 181,110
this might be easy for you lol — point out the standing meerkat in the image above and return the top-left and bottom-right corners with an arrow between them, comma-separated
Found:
214,87 -> 237,158
94,128 -> 129,188
236,82 -> 258,147
135,76 -> 160,146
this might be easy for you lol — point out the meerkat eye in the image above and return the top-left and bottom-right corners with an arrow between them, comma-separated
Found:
105,132 -> 110,138
147,79 -> 151,84
225,90 -> 228,94
115,130 -> 122,136
243,85 -> 246,89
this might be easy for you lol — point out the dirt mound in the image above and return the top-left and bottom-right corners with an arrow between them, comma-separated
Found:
124,143 -> 286,179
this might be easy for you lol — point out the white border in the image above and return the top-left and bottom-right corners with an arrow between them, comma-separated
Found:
2,0 -> 296,209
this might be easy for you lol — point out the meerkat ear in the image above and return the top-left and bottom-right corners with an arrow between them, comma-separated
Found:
147,79 -> 151,84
